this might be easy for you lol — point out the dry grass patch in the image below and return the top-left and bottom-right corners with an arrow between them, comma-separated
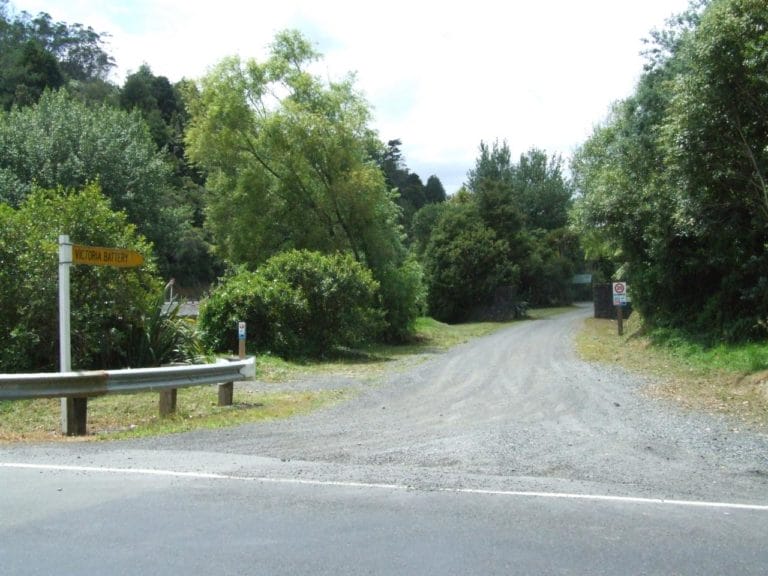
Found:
575,316 -> 768,430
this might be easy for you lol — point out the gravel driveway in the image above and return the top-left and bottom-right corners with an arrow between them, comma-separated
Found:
4,306 -> 767,504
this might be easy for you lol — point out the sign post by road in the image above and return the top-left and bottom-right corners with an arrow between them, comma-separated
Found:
59,235 -> 144,435
238,321 -> 246,358
72,244 -> 144,268
218,322 -> 246,407
612,282 -> 627,336
58,235 -> 86,435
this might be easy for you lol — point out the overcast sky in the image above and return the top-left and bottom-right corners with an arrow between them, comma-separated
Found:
15,0 -> 692,193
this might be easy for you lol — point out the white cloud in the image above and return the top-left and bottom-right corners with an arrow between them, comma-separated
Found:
15,0 -> 691,192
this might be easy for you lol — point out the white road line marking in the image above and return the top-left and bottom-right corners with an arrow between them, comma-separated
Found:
2,462 -> 767,512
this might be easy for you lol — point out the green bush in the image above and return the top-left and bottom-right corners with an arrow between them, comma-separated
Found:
423,203 -> 517,323
198,250 -> 384,357
376,258 -> 426,342
125,294 -> 208,367
196,269 -> 273,354
0,185 -> 162,372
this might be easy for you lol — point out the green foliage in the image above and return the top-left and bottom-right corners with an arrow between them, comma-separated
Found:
0,184 -> 161,372
518,229 -> 577,307
373,139 -> 443,230
198,250 -> 384,357
397,172 -> 427,226
0,89 -> 201,280
120,64 -> 181,150
424,175 -> 447,204
410,202 -> 448,257
125,294 -> 207,368
377,139 -> 407,189
512,149 -> 572,230
376,258 -> 426,341
0,39 -> 64,108
0,2 -> 114,109
423,203 -> 517,322
118,67 -> 219,290
420,141 -> 576,319
185,30 -> 420,338
572,0 -> 768,342
469,141 -> 572,232
119,64 -> 198,184
474,178 -> 526,241
166,225 -> 223,290
466,139 -> 514,193
196,269 -> 269,354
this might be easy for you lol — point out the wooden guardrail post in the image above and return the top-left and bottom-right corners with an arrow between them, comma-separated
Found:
64,397 -> 88,436
159,389 -> 177,416
218,376 -> 234,406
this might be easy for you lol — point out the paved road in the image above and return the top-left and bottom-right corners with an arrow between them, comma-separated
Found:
2,306 -> 768,574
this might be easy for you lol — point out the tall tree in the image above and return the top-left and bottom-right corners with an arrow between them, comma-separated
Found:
424,175 -> 447,204
375,137 -> 438,232
0,38 -> 64,108
512,149 -> 572,230
423,201 -> 515,322
378,138 -> 407,189
396,172 -> 426,228
185,30 -> 422,339
118,66 -> 217,289
120,64 -> 184,151
466,139 -> 514,193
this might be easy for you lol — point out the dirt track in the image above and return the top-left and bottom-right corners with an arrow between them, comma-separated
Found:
118,305 -> 768,503
4,306 -> 767,503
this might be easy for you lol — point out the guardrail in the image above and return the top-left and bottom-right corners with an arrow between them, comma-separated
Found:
0,357 -> 256,435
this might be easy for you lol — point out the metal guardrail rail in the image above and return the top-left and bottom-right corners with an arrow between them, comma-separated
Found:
0,357 -> 255,401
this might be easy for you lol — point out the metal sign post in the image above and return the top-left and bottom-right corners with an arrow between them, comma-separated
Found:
59,235 -> 71,373
612,282 -> 627,337
218,322 -> 246,407
59,235 -> 87,435
238,321 -> 246,359
58,236 -> 145,435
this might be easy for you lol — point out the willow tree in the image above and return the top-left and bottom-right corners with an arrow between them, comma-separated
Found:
185,30 -> 422,339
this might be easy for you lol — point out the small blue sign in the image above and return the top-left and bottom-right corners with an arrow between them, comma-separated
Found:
238,321 -> 246,340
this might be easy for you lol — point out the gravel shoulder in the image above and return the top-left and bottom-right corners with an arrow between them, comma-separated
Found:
3,306 -> 767,503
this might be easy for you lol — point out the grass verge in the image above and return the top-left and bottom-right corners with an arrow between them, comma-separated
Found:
575,313 -> 768,430
0,388 -> 344,443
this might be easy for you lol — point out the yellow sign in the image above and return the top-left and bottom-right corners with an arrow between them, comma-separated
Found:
72,244 -> 144,268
